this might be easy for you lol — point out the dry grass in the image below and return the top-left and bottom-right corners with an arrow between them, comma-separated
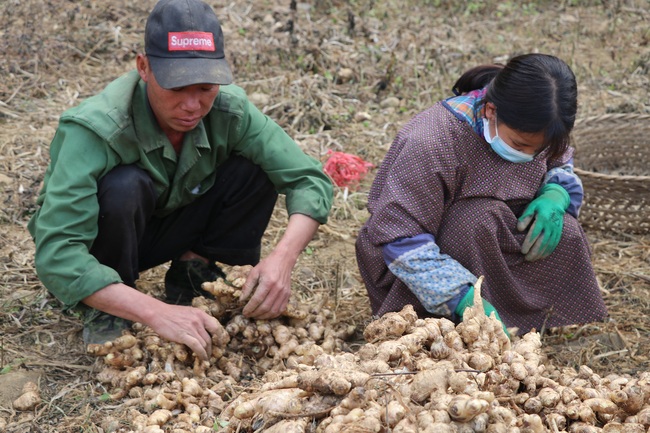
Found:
1,0 -> 649,430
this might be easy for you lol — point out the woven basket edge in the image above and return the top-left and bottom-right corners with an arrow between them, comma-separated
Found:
574,113 -> 650,128
574,167 -> 650,182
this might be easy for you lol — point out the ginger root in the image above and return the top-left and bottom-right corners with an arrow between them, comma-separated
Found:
12,381 -> 41,411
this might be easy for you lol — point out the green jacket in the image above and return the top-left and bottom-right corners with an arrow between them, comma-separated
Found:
28,70 -> 333,309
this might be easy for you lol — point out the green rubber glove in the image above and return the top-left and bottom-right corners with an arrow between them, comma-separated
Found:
517,183 -> 570,262
454,285 -> 507,334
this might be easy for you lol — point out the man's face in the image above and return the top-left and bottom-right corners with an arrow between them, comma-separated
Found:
137,54 -> 220,136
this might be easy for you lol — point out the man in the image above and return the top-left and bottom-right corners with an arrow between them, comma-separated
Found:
28,0 -> 333,361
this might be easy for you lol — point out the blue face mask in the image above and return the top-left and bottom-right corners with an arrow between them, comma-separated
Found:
482,117 -> 534,163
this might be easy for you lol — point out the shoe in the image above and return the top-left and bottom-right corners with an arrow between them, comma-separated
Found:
82,311 -> 132,346
165,259 -> 225,305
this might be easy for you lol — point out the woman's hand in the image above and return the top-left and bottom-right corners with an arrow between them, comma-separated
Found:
517,183 -> 570,261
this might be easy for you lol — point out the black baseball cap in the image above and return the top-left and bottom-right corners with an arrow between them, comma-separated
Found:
144,0 -> 233,89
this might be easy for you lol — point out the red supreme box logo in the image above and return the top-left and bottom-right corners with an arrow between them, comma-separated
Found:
168,32 -> 215,51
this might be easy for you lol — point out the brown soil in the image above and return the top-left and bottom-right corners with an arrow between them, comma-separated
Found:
0,0 -> 648,431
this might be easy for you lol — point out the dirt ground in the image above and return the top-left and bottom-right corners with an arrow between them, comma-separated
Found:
0,0 -> 649,431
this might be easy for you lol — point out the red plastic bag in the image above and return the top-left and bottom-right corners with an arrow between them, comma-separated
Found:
323,150 -> 374,190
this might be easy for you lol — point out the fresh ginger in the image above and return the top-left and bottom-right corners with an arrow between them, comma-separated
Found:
447,395 -> 490,422
297,368 -> 370,396
363,304 -> 416,343
382,400 -> 408,427
409,361 -> 454,403
87,333 -> 138,356
12,381 -> 41,411
231,388 -> 305,419
147,409 -> 173,426
80,268 -> 650,433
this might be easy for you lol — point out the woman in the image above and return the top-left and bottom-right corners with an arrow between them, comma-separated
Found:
355,53 -> 607,335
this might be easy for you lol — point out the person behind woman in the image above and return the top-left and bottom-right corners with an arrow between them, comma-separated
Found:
355,53 -> 607,335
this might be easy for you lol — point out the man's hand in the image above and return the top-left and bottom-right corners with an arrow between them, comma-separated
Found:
146,303 -> 224,361
517,183 -> 570,261
240,214 -> 320,319
83,283 -> 224,361
241,252 -> 293,319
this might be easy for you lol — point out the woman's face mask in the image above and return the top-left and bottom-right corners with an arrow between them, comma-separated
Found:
483,117 -> 535,163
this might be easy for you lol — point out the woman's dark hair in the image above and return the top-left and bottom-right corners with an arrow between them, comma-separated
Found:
485,53 -> 578,160
452,64 -> 504,96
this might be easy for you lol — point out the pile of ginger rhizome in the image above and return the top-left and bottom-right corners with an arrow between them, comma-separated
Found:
79,268 -> 650,433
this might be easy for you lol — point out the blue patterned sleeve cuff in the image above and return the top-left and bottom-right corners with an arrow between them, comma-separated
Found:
383,234 -> 477,317
446,283 -> 472,321
543,159 -> 584,218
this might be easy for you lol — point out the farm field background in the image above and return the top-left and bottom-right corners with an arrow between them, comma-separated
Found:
0,0 -> 649,431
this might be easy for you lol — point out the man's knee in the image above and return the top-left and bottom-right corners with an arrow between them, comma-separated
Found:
211,156 -> 278,209
97,165 -> 156,215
